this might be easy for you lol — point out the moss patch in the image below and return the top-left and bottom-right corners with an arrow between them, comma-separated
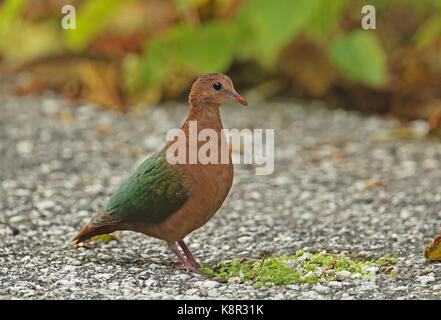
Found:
201,251 -> 398,288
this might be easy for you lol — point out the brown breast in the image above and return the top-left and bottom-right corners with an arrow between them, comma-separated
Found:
138,107 -> 234,243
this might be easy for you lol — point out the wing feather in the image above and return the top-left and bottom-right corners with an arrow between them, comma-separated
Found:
104,152 -> 188,224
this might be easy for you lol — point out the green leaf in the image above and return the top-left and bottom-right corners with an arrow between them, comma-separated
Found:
0,0 -> 28,36
173,21 -> 239,72
414,15 -> 441,48
138,39 -> 172,86
89,233 -> 120,243
173,0 -> 209,11
64,0 -> 131,51
135,21 -> 239,86
329,30 -> 387,87
0,20 -> 62,61
307,0 -> 345,41
236,0 -> 321,64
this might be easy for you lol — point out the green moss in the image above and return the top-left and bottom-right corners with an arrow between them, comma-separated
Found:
304,262 -> 317,272
201,251 -> 398,288
375,254 -> 398,264
309,252 -> 336,266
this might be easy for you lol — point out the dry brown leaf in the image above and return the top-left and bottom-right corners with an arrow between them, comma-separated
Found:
56,110 -> 74,123
366,179 -> 387,189
128,146 -> 149,157
424,235 -> 441,261
96,122 -> 112,135
332,151 -> 345,161
8,54 -> 126,112
79,60 -> 126,113
278,36 -> 336,97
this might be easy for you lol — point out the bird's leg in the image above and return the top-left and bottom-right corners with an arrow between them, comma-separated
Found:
178,240 -> 200,270
169,243 -> 204,275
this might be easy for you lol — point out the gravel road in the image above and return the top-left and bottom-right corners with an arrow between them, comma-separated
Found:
0,94 -> 440,299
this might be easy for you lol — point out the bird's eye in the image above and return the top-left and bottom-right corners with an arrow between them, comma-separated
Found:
212,82 -> 222,91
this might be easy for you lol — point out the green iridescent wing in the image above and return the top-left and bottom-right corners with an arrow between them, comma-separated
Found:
104,152 -> 188,224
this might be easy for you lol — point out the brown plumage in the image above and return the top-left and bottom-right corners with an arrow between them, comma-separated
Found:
72,73 -> 247,274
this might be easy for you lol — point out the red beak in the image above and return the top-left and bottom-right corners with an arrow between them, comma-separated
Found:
229,92 -> 248,106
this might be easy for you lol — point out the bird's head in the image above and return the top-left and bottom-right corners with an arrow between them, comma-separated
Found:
189,73 -> 247,109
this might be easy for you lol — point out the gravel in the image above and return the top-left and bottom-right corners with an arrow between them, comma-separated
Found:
0,93 -> 440,299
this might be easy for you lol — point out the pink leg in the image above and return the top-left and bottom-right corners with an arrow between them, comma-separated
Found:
178,240 -> 200,270
169,243 -> 204,275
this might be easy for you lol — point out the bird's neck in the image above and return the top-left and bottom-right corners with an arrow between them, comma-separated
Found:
185,103 -> 223,131
170,103 -> 231,166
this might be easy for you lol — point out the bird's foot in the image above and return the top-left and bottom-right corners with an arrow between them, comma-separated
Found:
173,261 -> 205,275
186,264 -> 205,276
169,242 -> 205,276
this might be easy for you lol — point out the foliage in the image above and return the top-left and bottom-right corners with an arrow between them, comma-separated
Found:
1,0 -> 441,121
201,251 -> 398,287
329,31 -> 386,87
236,0 -> 322,64
120,0 -> 388,102
0,0 -> 28,35
134,20 -> 240,87
64,0 -> 132,52
126,0 -> 381,91
0,0 -> 61,61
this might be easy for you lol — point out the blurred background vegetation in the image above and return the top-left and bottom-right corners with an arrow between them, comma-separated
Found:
1,0 -> 441,132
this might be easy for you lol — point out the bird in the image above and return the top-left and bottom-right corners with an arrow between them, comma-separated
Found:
72,73 -> 247,275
